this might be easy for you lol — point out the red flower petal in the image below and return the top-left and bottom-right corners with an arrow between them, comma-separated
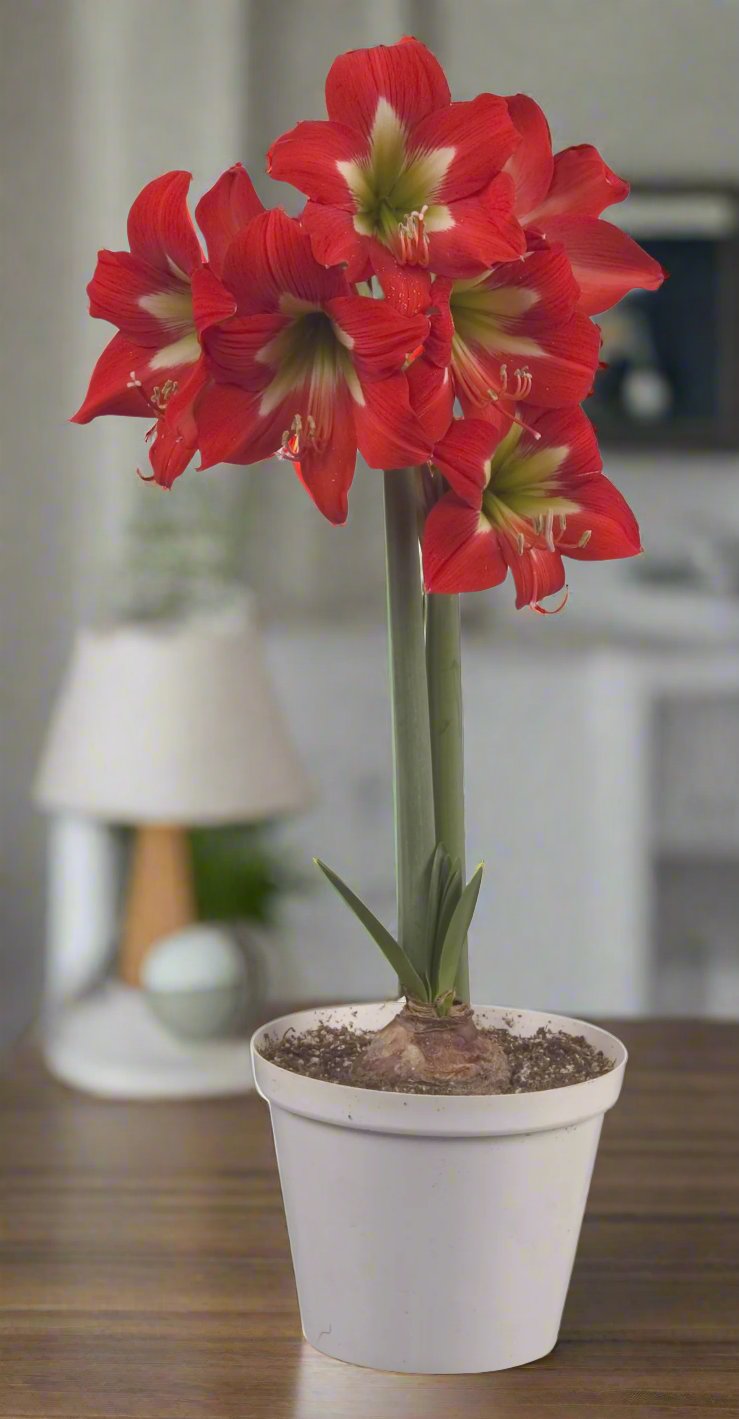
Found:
327,294 -> 428,380
353,372 -> 432,470
456,309 -> 601,412
423,494 -> 507,593
325,37 -> 450,139
126,171 -> 203,278
535,146 -> 629,222
504,95 -> 554,221
560,474 -> 641,561
195,163 -> 265,277
407,357 -> 454,445
195,382 -> 274,467
501,541 -> 566,609
203,313 -> 287,390
408,94 -> 520,203
542,216 -> 665,314
294,385 -> 357,525
71,332 -> 153,423
432,416 -> 507,504
86,250 -> 193,347
300,201 -> 372,281
190,264 -> 237,337
369,239 -> 432,315
268,121 -> 366,208
222,209 -> 349,313
520,405 -> 602,481
479,243 -> 580,329
428,172 -> 525,277
144,362 -> 207,488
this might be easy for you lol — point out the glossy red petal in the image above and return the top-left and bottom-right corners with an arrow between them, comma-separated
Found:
126,171 -> 202,277
502,542 -> 566,609
480,243 -> 580,329
144,362 -> 207,488
543,216 -> 665,314
409,94 -> 520,203
428,173 -> 526,277
222,209 -> 349,313
268,120 -> 365,208
294,386 -> 357,525
195,382 -> 277,467
203,312 -> 287,390
504,94 -> 554,221
521,405 -> 602,480
423,495 -> 507,593
406,357 -> 454,445
535,146 -> 629,221
432,416 -> 507,503
195,164 -> 265,277
327,294 -> 428,379
190,264 -> 237,337
300,201 -> 372,281
325,37 -> 450,139
458,309 -> 601,411
86,249 -> 193,346
369,239 -> 433,315
353,372 -> 432,470
560,474 -> 641,561
71,332 -> 153,423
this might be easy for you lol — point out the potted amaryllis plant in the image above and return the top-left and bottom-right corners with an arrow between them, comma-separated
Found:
74,37 -> 663,1374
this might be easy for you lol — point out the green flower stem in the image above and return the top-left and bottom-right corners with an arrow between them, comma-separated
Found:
383,467 -> 437,983
426,590 -> 469,1002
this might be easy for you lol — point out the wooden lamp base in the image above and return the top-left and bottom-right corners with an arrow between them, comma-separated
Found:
119,824 -> 196,987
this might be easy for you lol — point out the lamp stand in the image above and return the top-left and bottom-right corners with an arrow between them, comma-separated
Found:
119,824 -> 197,986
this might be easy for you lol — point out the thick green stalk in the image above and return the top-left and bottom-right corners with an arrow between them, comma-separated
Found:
383,468 -> 437,981
426,591 -> 469,1002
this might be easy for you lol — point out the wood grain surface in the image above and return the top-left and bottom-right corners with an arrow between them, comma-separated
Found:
0,1020 -> 737,1418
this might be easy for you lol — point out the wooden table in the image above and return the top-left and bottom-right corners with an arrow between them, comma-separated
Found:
0,1021 -> 737,1418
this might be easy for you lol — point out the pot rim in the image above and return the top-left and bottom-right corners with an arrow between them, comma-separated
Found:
251,1001 -> 627,1138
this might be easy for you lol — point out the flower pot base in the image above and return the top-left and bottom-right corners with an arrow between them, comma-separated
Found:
253,1002 -> 627,1374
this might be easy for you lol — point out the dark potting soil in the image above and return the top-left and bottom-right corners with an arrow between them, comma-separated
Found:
258,1012 -> 614,1095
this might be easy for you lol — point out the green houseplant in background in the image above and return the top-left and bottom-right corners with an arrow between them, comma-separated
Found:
72,36 -> 663,1375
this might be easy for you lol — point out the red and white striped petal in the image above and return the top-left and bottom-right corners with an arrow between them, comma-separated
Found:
126,171 -> 203,279
86,250 -> 194,348
534,146 -> 629,222
195,163 -> 265,277
428,173 -> 525,277
504,94 -> 554,222
268,120 -> 366,208
423,495 -> 507,593
456,308 -> 601,412
542,216 -> 665,314
520,405 -> 602,482
222,209 -> 349,314
325,37 -> 451,139
353,372 -> 432,470
408,94 -> 520,204
432,415 -> 508,503
479,243 -> 580,329
71,332 -> 153,423
203,313 -> 289,391
190,264 -> 237,337
327,294 -> 428,381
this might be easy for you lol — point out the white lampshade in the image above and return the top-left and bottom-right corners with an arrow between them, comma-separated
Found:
35,606 -> 311,824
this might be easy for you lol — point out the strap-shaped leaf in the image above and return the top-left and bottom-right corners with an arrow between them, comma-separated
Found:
435,863 -> 484,999
423,842 -> 452,964
431,858 -> 462,984
314,859 -> 430,1002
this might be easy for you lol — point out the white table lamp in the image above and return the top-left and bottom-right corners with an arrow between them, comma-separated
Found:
34,604 -> 310,1097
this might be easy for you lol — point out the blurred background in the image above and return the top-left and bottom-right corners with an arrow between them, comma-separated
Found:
3,0 -> 739,1058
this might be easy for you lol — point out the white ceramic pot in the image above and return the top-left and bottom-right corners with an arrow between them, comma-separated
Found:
252,1002 -> 627,1374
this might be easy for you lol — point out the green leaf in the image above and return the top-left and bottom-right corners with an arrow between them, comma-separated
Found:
435,863 -> 484,1000
314,859 -> 430,1002
423,843 -> 451,964
431,858 -> 462,984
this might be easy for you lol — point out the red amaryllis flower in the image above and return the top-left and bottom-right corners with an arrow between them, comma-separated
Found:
408,245 -> 601,438
422,408 -> 641,607
505,94 -> 664,314
195,208 -> 431,524
72,165 -> 264,486
267,37 -> 525,312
